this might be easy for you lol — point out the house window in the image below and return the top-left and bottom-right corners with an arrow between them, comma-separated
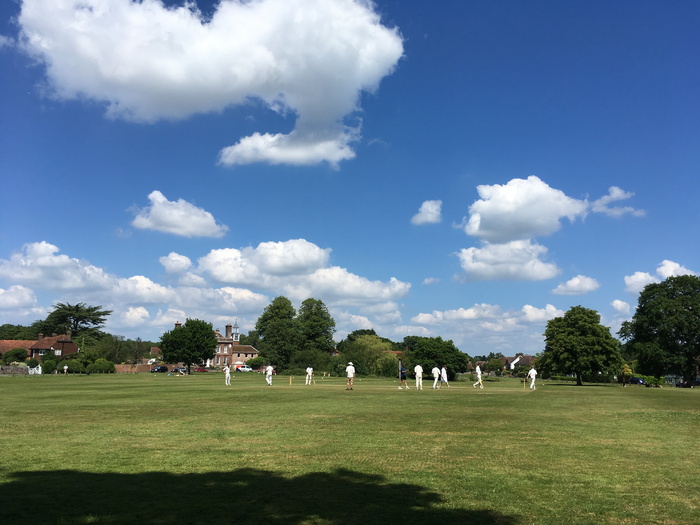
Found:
237,353 -> 241,358
39,349 -> 46,356
54,349 -> 62,356
224,357 -> 228,365
216,357 -> 220,365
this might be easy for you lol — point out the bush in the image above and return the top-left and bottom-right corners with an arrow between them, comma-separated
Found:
57,360 -> 86,374
4,348 -> 28,363
86,358 -> 115,374
28,358 -> 40,368
42,359 -> 57,374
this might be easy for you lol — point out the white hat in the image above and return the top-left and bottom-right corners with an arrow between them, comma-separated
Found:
348,362 -> 353,365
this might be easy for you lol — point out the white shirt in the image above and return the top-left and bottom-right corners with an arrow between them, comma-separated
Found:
440,367 -> 448,381
306,367 -> 313,376
432,367 -> 440,378
414,364 -> 423,377
346,365 -> 355,378
527,368 -> 537,379
475,365 -> 481,378
265,365 -> 273,376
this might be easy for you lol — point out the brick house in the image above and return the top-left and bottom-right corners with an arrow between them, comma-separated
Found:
29,332 -> 80,360
206,321 -> 259,369
0,332 -> 80,361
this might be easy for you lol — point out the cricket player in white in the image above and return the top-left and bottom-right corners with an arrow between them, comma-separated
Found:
431,366 -> 440,389
305,366 -> 313,385
224,364 -> 231,386
414,364 -> 423,390
265,365 -> 273,386
527,366 -> 537,390
473,365 -> 483,389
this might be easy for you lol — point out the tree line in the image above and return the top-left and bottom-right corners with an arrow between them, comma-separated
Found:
3,275 -> 698,382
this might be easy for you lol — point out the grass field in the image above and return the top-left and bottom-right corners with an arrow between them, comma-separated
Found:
1,372 -> 698,524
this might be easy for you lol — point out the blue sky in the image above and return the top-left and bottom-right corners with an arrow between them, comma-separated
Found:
1,0 -> 698,356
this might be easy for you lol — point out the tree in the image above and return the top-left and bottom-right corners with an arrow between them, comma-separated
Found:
619,275 -> 700,380
296,298 -> 336,354
159,318 -> 217,373
539,306 -> 622,386
340,334 -> 396,376
255,296 -> 301,369
401,336 -> 469,380
37,302 -> 112,340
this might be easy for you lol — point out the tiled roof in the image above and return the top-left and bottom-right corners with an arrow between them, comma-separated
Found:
0,340 -> 35,355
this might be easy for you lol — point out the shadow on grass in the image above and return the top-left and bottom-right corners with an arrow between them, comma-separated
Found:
3,468 -> 520,524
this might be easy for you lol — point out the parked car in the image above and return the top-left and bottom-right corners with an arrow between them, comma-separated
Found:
628,377 -> 646,385
236,365 -> 253,372
171,367 -> 187,374
150,366 -> 169,373
194,367 -> 208,372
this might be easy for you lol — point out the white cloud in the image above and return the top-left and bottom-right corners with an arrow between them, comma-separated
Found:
0,285 -> 37,309
132,191 -> 228,238
114,275 -> 175,304
521,304 -> 564,322
0,35 -> 13,48
611,300 -> 630,316
249,239 -> 330,276
159,252 -> 193,274
456,240 -> 560,281
463,176 -> 588,243
624,271 -> 659,293
552,274 -> 600,295
18,0 -> 403,167
411,303 -> 502,325
591,186 -> 645,217
422,277 -> 439,285
656,259 -> 696,279
411,200 -> 442,225
624,260 -> 696,293
121,306 -> 150,327
0,241 -> 113,291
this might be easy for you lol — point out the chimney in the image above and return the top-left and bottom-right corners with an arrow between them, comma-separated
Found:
175,321 -> 182,329
225,323 -> 232,339
38,333 -> 43,341
66,330 -> 72,339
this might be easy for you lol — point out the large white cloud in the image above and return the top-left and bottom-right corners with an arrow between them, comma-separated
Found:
18,0 -> 403,167
456,240 -> 560,281
0,241 -> 114,291
463,176 -> 588,243
132,191 -> 228,238
197,239 -> 409,304
0,285 -> 37,309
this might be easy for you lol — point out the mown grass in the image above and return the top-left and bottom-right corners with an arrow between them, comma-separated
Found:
1,372 -> 698,524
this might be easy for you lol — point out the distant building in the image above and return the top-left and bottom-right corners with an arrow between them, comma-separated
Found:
1,332 -> 82,361
207,321 -> 258,369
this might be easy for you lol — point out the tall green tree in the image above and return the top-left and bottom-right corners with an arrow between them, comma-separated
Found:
159,318 -> 217,373
402,336 -> 469,380
341,334 -> 396,376
296,298 -> 336,353
254,296 -> 300,369
36,302 -> 112,340
619,275 -> 700,380
539,306 -> 622,385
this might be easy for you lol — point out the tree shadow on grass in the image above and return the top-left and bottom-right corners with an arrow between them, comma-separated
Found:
3,468 -> 521,525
